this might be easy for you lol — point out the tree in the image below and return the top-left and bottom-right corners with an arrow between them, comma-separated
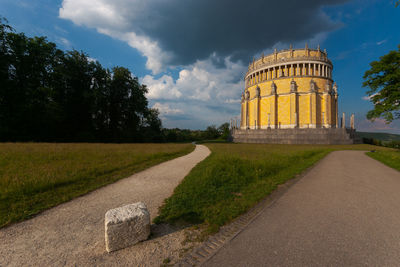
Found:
218,122 -> 230,140
204,125 -> 220,139
362,45 -> 400,123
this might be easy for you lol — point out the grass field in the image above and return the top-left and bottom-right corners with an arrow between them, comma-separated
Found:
367,150 -> 400,171
155,143 -> 392,233
0,143 -> 194,228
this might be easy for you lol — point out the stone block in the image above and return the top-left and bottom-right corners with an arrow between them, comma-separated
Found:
105,202 -> 150,252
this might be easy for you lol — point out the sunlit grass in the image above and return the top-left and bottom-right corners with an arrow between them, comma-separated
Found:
155,143 -> 390,232
0,143 -> 194,228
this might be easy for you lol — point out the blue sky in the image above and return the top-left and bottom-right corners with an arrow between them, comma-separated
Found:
1,0 -> 399,133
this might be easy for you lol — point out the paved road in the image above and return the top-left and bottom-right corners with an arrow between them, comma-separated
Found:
205,151 -> 400,266
0,145 -> 210,266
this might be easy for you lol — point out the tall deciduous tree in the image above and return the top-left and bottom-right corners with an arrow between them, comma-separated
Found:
363,45 -> 400,123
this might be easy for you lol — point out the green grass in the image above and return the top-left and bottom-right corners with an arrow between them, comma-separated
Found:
367,150 -> 400,171
0,143 -> 194,228
155,143 -> 391,232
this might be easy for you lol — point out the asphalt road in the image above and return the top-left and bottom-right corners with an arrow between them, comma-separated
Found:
205,151 -> 400,266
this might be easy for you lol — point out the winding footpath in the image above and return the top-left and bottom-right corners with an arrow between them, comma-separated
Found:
205,151 -> 400,266
0,145 -> 210,266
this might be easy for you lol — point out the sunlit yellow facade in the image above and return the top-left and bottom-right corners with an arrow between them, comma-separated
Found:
240,45 -> 339,129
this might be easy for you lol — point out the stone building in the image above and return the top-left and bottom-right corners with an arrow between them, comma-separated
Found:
233,45 -> 356,144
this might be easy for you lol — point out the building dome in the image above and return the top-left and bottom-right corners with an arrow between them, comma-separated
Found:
240,45 -> 338,129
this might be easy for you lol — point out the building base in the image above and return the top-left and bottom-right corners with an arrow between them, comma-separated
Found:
231,128 -> 359,145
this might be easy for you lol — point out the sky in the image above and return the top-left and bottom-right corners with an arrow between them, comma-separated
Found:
1,0 -> 400,133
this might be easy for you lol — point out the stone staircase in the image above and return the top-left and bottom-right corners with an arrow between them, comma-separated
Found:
231,128 -> 359,145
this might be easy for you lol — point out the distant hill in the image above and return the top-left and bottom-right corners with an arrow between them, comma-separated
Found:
356,131 -> 400,142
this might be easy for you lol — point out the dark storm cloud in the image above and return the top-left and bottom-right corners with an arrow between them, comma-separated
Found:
125,0 -> 349,65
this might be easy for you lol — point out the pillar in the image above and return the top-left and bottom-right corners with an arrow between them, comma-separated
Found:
271,83 -> 278,128
335,95 -> 339,128
256,93 -> 260,129
324,93 -> 331,127
342,112 -> 345,128
310,93 -> 317,128
290,92 -> 298,128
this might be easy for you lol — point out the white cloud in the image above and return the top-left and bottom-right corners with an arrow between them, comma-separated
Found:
152,103 -> 183,115
97,29 -> 172,74
59,0 -> 171,74
356,118 -> 399,133
224,99 -> 241,104
143,54 -> 245,103
56,37 -> 72,48
376,39 -> 387,46
142,75 -> 182,99
362,93 -> 379,101
59,0 -> 129,30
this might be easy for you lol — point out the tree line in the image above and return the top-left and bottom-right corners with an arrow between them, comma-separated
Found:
0,17 -> 164,142
0,17 -> 230,143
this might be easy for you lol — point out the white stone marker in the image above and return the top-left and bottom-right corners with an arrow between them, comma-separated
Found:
105,202 -> 150,252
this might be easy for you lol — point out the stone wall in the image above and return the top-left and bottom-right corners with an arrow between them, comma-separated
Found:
232,128 -> 358,145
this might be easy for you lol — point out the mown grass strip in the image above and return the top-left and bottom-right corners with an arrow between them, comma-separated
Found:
0,143 -> 194,228
155,143 -> 391,233
366,150 -> 400,171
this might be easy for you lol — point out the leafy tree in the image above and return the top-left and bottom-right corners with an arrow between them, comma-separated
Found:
204,125 -> 220,140
363,45 -> 400,123
218,122 -> 230,140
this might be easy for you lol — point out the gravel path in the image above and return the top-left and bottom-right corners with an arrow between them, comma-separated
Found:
205,151 -> 400,266
0,144 -> 210,266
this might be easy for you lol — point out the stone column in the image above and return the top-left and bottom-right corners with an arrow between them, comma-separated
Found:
350,114 -> 355,129
309,80 -> 317,128
271,82 -> 278,129
342,112 -> 345,128
255,86 -> 260,129
324,93 -> 330,128
335,95 -> 339,128
313,63 -> 316,76
243,100 -> 247,128
290,80 -> 298,128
